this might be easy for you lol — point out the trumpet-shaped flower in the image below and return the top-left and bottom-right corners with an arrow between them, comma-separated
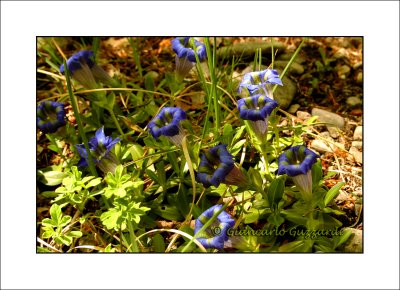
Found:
238,69 -> 283,98
194,204 -> 235,250
277,145 -> 319,200
76,127 -> 121,174
37,101 -> 66,133
60,50 -> 118,89
197,144 -> 248,188
237,94 -> 278,138
171,37 -> 207,79
148,107 -> 187,146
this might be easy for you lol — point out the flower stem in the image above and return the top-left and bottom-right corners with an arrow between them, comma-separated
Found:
204,37 -> 221,139
127,221 -> 139,253
272,38 -> 305,94
63,60 -> 97,177
107,108 -> 124,137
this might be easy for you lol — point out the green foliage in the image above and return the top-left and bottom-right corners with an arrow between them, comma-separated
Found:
41,204 -> 82,246
52,166 -> 102,212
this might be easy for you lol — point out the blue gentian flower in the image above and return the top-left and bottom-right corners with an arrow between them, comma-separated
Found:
171,37 -> 207,79
148,107 -> 187,146
197,144 -> 248,188
194,204 -> 235,250
237,94 -> 278,138
60,50 -> 118,89
37,101 -> 66,133
76,126 -> 121,174
277,145 -> 320,200
238,69 -> 283,98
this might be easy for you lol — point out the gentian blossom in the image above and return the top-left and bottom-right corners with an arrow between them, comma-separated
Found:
76,126 -> 121,174
194,204 -> 235,250
148,107 -> 187,146
171,37 -> 207,80
60,50 -> 117,89
197,144 -> 248,188
237,94 -> 278,138
238,69 -> 283,98
277,145 -> 320,200
37,101 -> 66,133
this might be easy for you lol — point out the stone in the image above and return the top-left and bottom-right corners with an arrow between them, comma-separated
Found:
335,190 -> 349,202
356,72 -> 363,84
338,228 -> 363,253
353,126 -> 362,140
296,110 -> 311,120
327,127 -> 340,138
277,53 -> 306,64
273,77 -> 297,109
311,139 -> 332,153
346,96 -> 362,107
337,65 -> 351,79
352,141 -> 363,150
273,60 -> 304,75
349,147 -> 362,164
217,41 -> 286,58
311,108 -> 345,129
288,104 -> 300,114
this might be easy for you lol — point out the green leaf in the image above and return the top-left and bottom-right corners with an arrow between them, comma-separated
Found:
49,204 -> 62,225
37,170 -> 68,186
267,176 -> 285,209
267,213 -> 285,227
85,177 -> 101,188
153,205 -> 183,221
59,215 -> 72,227
130,144 -> 145,168
278,240 -> 307,252
248,167 -> 263,192
67,231 -> 83,238
324,181 -> 345,206
152,234 -> 165,253
100,208 -> 122,230
42,229 -> 54,239
311,160 -> 323,188
230,139 -> 246,156
55,235 -> 73,246
323,207 -> 345,215
41,218 -> 56,228
41,191 -> 59,198
333,229 -> 353,249
145,169 -> 160,184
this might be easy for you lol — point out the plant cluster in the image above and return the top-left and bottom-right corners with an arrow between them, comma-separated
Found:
37,37 -> 352,252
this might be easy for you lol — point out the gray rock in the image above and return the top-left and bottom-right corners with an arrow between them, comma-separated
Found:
288,104 -> 300,114
349,147 -> 363,163
346,96 -> 362,107
273,77 -> 296,109
311,139 -> 332,153
277,53 -> 306,64
337,65 -> 351,79
273,60 -> 304,75
311,108 -> 345,129
352,141 -> 363,150
320,131 -> 332,140
217,41 -> 286,58
296,110 -> 311,120
335,190 -> 349,202
338,228 -> 363,253
327,127 -> 340,138
353,126 -> 363,140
